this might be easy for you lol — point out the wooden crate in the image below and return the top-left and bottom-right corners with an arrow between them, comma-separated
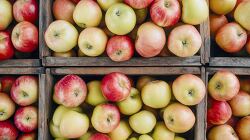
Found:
43,67 -> 206,140
41,0 -> 209,67
0,67 -> 44,140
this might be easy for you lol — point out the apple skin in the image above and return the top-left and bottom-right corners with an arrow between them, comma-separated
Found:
11,76 -> 38,106
168,24 -> 202,57
18,132 -> 36,140
210,14 -> 228,37
246,38 -> 250,54
136,22 -> 166,58
152,122 -> 175,140
0,92 -> 16,121
236,116 -> 250,140
174,136 -> 186,140
0,0 -> 13,31
11,21 -> 38,53
210,0 -> 237,15
124,0 -> 154,9
215,22 -> 247,53
101,72 -> 131,102
240,79 -> 250,93
150,0 -> 181,27
105,3 -> 136,35
0,32 -> 14,61
53,75 -> 87,107
79,131 -> 93,140
207,98 -> 232,125
106,35 -> 134,62
135,8 -> 148,25
86,80 -> 107,106
234,1 -> 250,31
0,121 -> 18,140
53,50 -> 76,57
97,0 -> 122,11
229,91 -> 250,116
139,135 -> 153,140
163,103 -> 195,133
129,110 -> 156,134
53,0 -> 76,24
14,106 -> 38,133
136,76 -> 155,91
109,120 -> 132,140
13,0 -> 38,23
0,76 -> 16,93
49,121 -> 63,138
208,124 -> 239,140
89,133 -> 111,140
91,103 -> 120,133
172,74 -> 206,106
208,71 -> 240,101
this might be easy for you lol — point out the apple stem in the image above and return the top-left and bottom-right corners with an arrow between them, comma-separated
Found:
0,111 -> 4,116
116,10 -> 121,16
22,91 -> 29,97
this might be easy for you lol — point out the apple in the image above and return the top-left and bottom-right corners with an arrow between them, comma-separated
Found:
106,35 -> 134,62
79,131 -> 93,140
236,116 -> 250,140
73,0 -> 102,28
18,132 -> 36,140
208,71 -> 240,101
207,98 -> 232,125
55,138 -> 69,140
78,27 -> 107,57
136,22 -> 166,57
163,103 -> 195,133
0,93 -> 15,121
0,76 -> 16,93
0,121 -> 18,140
105,3 -> 136,35
142,80 -> 171,108
135,8 -> 148,25
11,76 -> 38,106
208,124 -> 239,140
152,122 -> 175,140
97,0 -> 122,11
117,87 -> 142,115
14,106 -> 38,133
86,80 -> 107,106
109,120 -> 132,140
150,0 -> 181,27
174,136 -> 186,140
172,74 -> 206,106
53,0 -> 75,24
229,91 -> 250,116
139,135 -> 153,140
215,22 -> 247,53
60,110 -> 89,138
78,48 -> 86,57
101,72 -> 131,102
91,103 -> 120,133
240,79 -> 250,93
53,75 -> 87,107
181,0 -> 209,25
246,38 -> 250,54
168,24 -> 202,57
210,0 -> 237,15
210,14 -> 228,37
52,50 -> 76,57
234,1 -> 250,31
71,0 -> 80,4
0,0 -> 13,30
124,0 -> 154,9
11,21 -> 38,53
136,76 -> 155,91
89,133 -> 111,140
128,137 -> 138,140
13,0 -> 38,23
49,121 -> 63,138
0,32 -> 14,61
129,110 -> 156,134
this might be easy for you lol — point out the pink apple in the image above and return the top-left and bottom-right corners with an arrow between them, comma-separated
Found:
124,0 -> 154,9
136,22 -> 166,57
0,121 -> 18,140
18,132 -> 36,140
0,76 -> 16,93
101,72 -> 131,102
53,75 -> 87,107
0,31 -> 14,61
13,0 -> 39,23
210,14 -> 228,37
150,0 -> 181,27
11,21 -> 38,53
106,35 -> 134,62
53,0 -> 75,24
89,133 -> 111,140
229,91 -> 250,117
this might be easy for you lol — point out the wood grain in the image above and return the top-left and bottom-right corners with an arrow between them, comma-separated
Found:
0,59 -> 40,67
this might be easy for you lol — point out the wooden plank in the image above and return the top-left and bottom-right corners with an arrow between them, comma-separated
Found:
209,57 -> 250,67
38,74 -> 45,140
0,67 -> 44,74
206,67 -> 250,75
0,59 -> 40,67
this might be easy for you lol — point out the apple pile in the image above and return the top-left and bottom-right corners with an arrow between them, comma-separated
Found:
209,0 -> 250,55
0,75 -> 39,139
50,72 -> 206,140
45,0 -> 209,61
207,71 -> 250,140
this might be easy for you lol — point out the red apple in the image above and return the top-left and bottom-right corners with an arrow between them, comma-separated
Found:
18,132 -> 36,140
14,106 -> 38,133
53,75 -> 87,107
236,116 -> 250,140
53,0 -> 75,24
89,133 -> 111,140
0,92 -> 16,121
136,22 -> 166,58
0,121 -> 18,140
0,76 -> 16,93
215,22 -> 247,53
210,14 -> 228,37
101,72 -> 131,102
11,21 -> 38,53
106,35 -> 134,62
150,0 -> 181,27
13,0 -> 39,23
124,0 -> 154,9
229,91 -> 250,117
246,37 -> 250,54
0,31 -> 14,61
207,98 -> 232,125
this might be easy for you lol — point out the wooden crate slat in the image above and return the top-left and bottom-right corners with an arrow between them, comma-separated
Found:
0,59 -> 40,67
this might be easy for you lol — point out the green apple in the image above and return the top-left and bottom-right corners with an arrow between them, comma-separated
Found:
152,122 -> 175,140
105,3 -> 136,35
182,0 -> 209,25
175,136 -> 186,140
97,0 -> 122,11
109,120 -> 132,140
139,135 -> 153,140
135,8 -> 148,25
53,105 -> 69,126
86,81 -> 107,106
128,137 -> 138,140
50,121 -> 63,138
210,0 -> 236,15
136,76 -> 155,91
142,80 -> 171,108
117,87 -> 142,115
79,131 -> 93,140
129,110 -> 156,134
55,138 -> 69,140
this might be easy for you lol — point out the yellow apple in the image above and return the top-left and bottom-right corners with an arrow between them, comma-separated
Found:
152,122 -> 175,140
86,81 -> 107,106
210,0 -> 237,15
208,124 -> 239,140
109,120 -> 132,140
234,1 -> 250,31
97,0 -> 122,11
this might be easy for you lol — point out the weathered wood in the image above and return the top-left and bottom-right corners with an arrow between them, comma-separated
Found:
38,74 -> 45,140
0,67 -> 43,74
0,59 -> 40,67
206,67 -> 250,75
209,57 -> 250,67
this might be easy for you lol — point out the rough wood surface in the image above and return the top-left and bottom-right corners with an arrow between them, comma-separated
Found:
38,74 -> 46,140
0,67 -> 43,74
206,67 -> 250,75
209,57 -> 250,67
0,59 -> 40,67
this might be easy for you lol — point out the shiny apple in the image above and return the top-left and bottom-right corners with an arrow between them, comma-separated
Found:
0,0 -> 13,30
210,14 -> 228,37
236,116 -> 250,140
13,0 -> 38,23
109,120 -> 132,140
229,91 -> 250,116
0,121 -> 18,140
0,93 -> 15,121
0,32 -> 14,61
53,0 -> 75,23
124,0 -> 154,9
